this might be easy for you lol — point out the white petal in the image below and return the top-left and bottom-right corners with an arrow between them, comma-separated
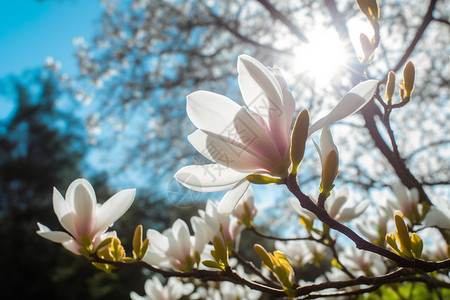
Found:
338,200 -> 370,223
188,130 -> 271,172
146,229 -> 169,252
94,188 -> 135,234
217,179 -> 251,215
174,164 -> 248,192
326,194 -> 347,219
130,292 -> 146,300
238,55 -> 291,154
320,126 -> 338,161
187,91 -> 241,136
36,223 -> 73,243
62,239 -> 81,255
65,178 -> 97,213
72,183 -> 96,237
52,187 -> 76,236
288,197 -> 316,220
308,80 -> 378,136
238,55 -> 283,117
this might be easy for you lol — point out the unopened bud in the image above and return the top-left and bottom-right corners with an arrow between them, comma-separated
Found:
394,211 -> 413,257
410,233 -> 423,259
385,71 -> 396,103
320,150 -> 339,196
402,61 -> 415,99
290,109 -> 309,175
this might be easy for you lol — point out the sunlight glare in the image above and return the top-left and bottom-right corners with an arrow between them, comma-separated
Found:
293,30 -> 349,85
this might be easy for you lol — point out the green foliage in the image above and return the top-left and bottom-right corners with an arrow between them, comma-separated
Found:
363,282 -> 450,300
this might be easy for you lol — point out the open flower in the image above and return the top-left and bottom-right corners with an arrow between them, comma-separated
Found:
36,178 -> 135,255
175,54 -> 378,214
130,277 -> 194,300
143,217 -> 211,272
289,187 -> 370,223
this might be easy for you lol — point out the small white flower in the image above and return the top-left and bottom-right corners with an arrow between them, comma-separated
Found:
388,182 -> 420,221
289,187 -> 370,223
424,198 -> 450,230
143,217 -> 210,272
36,178 -> 135,255
130,277 -> 194,300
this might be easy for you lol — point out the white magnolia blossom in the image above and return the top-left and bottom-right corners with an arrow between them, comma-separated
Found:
338,246 -> 387,277
231,187 -> 257,227
388,182 -> 420,221
130,277 -> 194,300
175,54 -> 378,215
289,187 -> 370,223
143,217 -> 211,272
355,204 -> 393,245
274,240 -> 314,267
36,178 -> 135,255
424,197 -> 450,230
198,199 -> 244,244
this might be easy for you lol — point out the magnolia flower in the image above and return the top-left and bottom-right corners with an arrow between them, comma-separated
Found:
289,187 -> 370,223
232,187 -> 257,227
36,178 -> 135,255
424,198 -> 450,230
198,199 -> 244,244
274,240 -> 314,267
143,217 -> 211,272
355,204 -> 393,246
130,277 -> 194,300
388,182 -> 420,222
339,246 -> 387,277
175,54 -> 378,214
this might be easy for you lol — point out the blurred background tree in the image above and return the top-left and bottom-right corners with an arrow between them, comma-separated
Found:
70,0 -> 448,204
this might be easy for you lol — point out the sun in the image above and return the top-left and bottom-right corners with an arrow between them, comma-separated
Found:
293,29 -> 350,85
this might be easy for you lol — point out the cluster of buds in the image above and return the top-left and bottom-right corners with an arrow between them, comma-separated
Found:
202,236 -> 230,271
385,211 -> 423,259
254,244 -> 296,297
385,61 -> 416,105
92,225 -> 149,273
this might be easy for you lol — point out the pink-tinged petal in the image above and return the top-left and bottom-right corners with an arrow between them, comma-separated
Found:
62,239 -> 81,255
174,164 -> 249,192
238,54 -> 283,116
188,130 -> 271,172
238,55 -> 289,154
72,183 -> 96,238
217,179 -> 251,215
36,223 -> 73,243
171,219 -> 191,253
187,91 -> 242,137
65,178 -> 97,213
337,200 -> 370,223
308,80 -> 378,136
94,188 -> 135,235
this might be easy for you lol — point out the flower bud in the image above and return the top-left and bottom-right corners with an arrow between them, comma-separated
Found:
290,109 -> 309,175
401,61 -> 415,99
410,233 -> 423,259
385,71 -> 396,103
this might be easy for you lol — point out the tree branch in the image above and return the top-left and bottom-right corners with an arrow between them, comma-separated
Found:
255,0 -> 309,42
286,174 -> 450,272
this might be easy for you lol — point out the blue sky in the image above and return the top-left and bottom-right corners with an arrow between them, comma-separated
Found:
0,0 -> 102,77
